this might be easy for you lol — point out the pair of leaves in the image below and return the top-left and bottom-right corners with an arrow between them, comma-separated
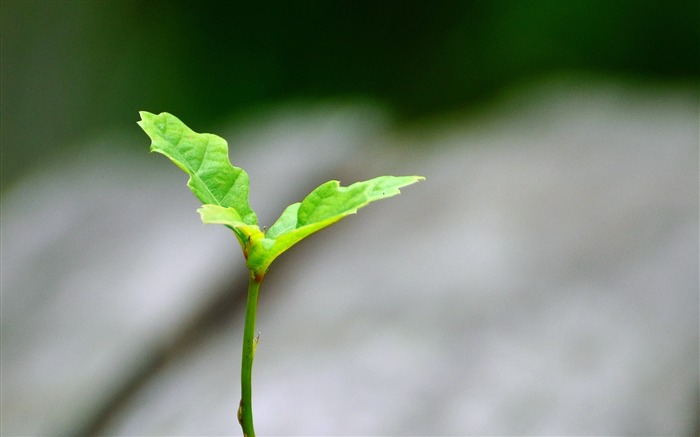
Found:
139,111 -> 423,275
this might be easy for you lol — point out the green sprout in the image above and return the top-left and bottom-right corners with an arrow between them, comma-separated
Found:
138,111 -> 423,436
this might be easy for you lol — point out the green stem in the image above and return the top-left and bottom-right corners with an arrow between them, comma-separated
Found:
238,270 -> 262,436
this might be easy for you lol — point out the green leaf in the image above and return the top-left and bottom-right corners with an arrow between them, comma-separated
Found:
138,111 -> 257,226
246,175 -> 424,274
140,111 -> 424,277
265,203 -> 301,239
197,204 -> 264,253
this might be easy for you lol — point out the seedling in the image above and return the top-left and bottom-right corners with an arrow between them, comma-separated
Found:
138,111 -> 423,436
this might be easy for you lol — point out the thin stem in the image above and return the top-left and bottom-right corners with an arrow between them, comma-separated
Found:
238,270 -> 262,437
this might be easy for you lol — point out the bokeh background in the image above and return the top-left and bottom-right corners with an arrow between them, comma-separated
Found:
2,1 -> 698,436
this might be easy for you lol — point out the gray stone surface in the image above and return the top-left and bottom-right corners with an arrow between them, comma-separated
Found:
2,82 -> 698,436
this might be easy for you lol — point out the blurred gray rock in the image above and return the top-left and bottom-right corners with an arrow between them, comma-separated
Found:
2,83 -> 697,436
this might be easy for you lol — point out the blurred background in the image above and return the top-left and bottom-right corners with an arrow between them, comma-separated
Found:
2,1 -> 698,436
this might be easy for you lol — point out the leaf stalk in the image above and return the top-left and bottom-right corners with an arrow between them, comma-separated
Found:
238,270 -> 262,436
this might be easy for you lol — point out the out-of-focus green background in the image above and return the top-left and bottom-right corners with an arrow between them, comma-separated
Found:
2,0 -> 698,189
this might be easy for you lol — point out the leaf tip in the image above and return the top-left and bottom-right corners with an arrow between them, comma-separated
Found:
137,110 -> 155,124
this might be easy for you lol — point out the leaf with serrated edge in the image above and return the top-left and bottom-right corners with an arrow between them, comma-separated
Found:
247,175 -> 424,273
138,111 -> 257,226
140,111 -> 424,275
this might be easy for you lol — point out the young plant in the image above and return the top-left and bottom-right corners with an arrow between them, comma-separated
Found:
138,111 -> 423,436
